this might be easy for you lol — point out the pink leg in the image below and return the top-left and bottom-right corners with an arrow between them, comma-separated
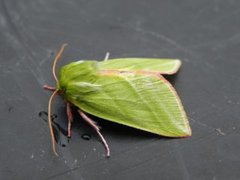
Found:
43,85 -> 56,92
78,110 -> 110,157
66,103 -> 73,138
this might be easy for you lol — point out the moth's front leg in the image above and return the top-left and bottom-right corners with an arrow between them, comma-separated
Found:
66,102 -> 73,138
43,85 -> 56,92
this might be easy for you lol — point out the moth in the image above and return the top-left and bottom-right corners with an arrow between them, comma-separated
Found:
44,44 -> 191,157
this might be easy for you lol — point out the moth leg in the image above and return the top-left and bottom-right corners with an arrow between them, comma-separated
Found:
43,85 -> 56,92
78,110 -> 110,157
104,52 -> 110,61
66,103 -> 73,138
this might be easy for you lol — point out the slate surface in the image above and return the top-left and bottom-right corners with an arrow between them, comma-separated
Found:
0,1 -> 240,180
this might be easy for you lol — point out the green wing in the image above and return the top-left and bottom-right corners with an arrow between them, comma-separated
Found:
60,61 -> 191,137
99,58 -> 181,75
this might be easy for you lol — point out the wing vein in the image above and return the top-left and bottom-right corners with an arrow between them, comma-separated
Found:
122,76 -> 160,124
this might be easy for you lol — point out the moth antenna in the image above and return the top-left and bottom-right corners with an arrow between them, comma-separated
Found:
52,43 -> 68,82
104,52 -> 110,61
48,89 -> 59,156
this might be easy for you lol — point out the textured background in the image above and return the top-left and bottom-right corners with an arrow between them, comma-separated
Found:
0,0 -> 240,180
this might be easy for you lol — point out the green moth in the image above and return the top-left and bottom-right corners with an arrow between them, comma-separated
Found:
44,44 -> 192,157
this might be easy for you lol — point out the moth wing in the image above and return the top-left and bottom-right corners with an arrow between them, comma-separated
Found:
99,58 -> 181,75
70,71 -> 191,137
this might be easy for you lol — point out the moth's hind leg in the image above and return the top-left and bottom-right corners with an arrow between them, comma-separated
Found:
66,103 -> 73,138
78,110 -> 110,157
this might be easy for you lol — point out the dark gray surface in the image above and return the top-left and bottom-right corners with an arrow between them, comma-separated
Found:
0,0 -> 240,180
